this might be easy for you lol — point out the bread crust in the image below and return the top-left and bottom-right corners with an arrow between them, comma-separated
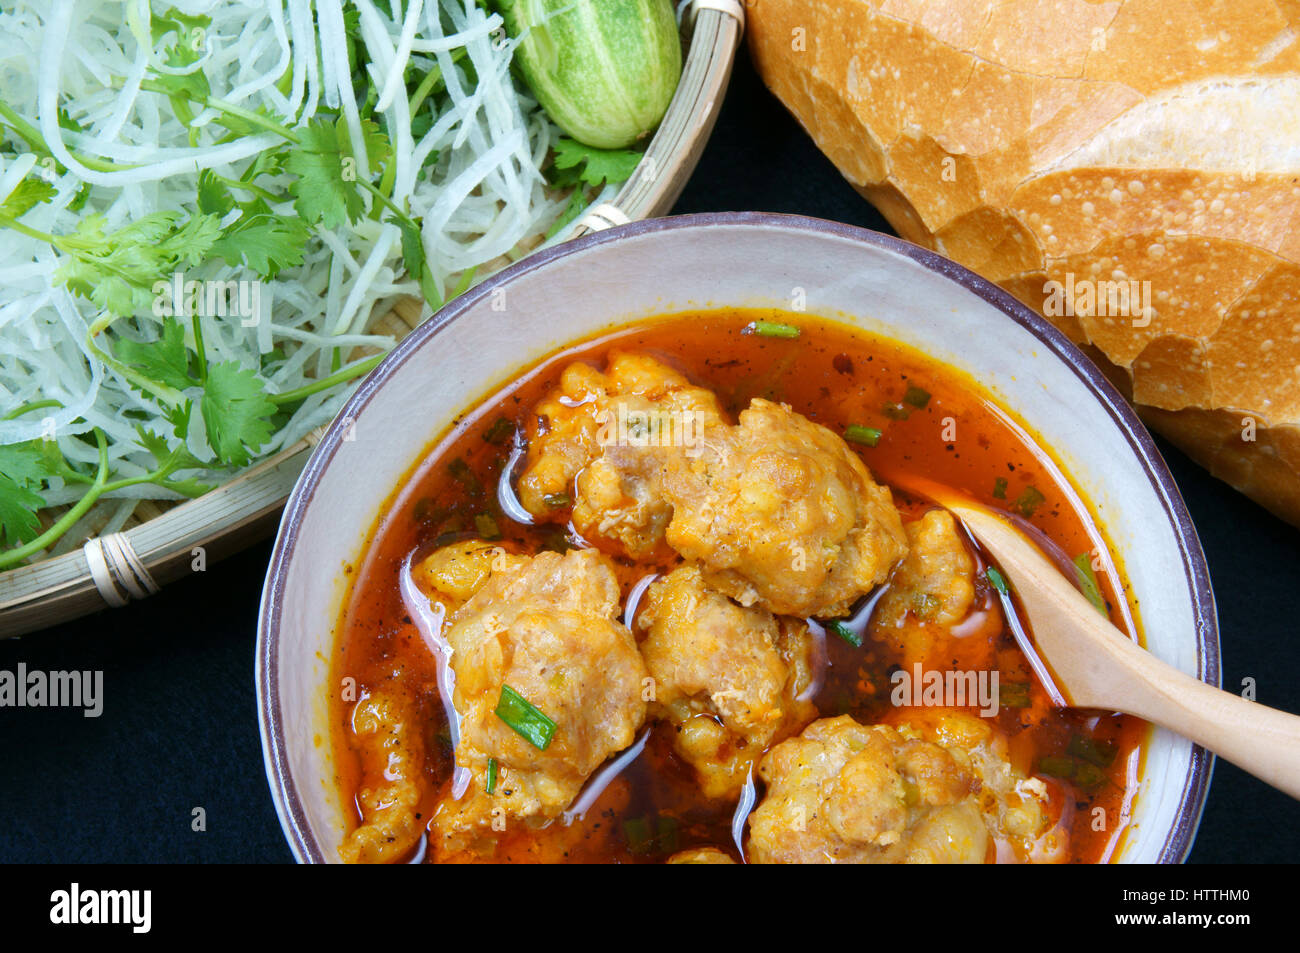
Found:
749,0 -> 1300,524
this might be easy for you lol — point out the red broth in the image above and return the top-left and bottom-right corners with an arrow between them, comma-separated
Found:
330,310 -> 1148,863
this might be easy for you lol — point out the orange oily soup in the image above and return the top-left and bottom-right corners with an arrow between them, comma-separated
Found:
331,310 -> 1147,864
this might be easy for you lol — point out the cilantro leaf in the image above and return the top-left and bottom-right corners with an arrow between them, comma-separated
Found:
287,118 -> 372,228
158,211 -> 221,267
354,117 -> 393,174
2,177 -> 56,219
0,475 -> 44,548
201,362 -> 276,466
243,150 -> 286,183
550,138 -> 643,188
55,212 -> 221,316
134,427 -> 174,465
58,255 -> 154,318
57,106 -> 84,134
112,318 -> 194,392
0,441 -> 49,489
152,6 -> 212,68
209,212 -> 308,279
135,426 -> 203,473
164,399 -> 195,443
196,169 -> 235,217
395,216 -> 442,308
0,441 -> 51,547
147,68 -> 211,105
160,475 -> 215,497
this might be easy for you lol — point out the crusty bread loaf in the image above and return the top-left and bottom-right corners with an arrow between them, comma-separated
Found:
749,0 -> 1300,526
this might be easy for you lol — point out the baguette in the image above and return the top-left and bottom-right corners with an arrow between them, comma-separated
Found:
749,0 -> 1300,526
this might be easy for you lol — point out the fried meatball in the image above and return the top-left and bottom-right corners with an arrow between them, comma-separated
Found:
668,847 -> 737,864
904,708 -> 1061,863
517,352 -> 724,558
432,549 -> 649,854
871,510 -> 995,670
414,538 -> 527,610
339,686 -> 426,864
661,399 -> 908,617
638,564 -> 817,798
748,712 -> 1057,864
875,509 -> 976,629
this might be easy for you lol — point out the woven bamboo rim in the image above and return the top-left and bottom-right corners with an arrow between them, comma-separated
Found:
0,6 -> 744,637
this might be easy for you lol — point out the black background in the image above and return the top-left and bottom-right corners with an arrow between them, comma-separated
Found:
2,46 -> 1298,864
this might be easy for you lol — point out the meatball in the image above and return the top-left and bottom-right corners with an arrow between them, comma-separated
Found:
668,847 -> 737,864
637,564 -> 817,798
871,509 -> 995,670
339,686 -> 426,864
661,399 -> 908,617
747,712 -> 1057,864
904,708 -> 1061,862
432,549 -> 649,855
414,538 -> 526,610
517,352 -> 724,558
874,509 -> 976,629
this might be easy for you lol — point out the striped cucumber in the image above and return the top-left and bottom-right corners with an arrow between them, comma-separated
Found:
495,0 -> 683,149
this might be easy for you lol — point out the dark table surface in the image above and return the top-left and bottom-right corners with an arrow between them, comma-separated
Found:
3,46 -> 1298,865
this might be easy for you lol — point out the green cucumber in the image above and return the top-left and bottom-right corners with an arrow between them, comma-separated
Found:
495,0 -> 683,149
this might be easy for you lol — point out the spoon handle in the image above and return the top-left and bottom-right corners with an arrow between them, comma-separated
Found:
1090,626 -> 1300,801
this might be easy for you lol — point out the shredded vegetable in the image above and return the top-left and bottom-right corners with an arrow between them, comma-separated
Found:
0,0 -> 641,566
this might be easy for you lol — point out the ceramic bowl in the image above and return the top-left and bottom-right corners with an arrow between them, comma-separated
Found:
257,212 -> 1218,863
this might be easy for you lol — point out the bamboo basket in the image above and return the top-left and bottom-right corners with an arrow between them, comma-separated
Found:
0,3 -> 745,637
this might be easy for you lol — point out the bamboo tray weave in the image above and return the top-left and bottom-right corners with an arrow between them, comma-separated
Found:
0,4 -> 744,637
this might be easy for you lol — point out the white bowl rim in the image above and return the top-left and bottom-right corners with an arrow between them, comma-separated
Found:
256,211 -> 1220,864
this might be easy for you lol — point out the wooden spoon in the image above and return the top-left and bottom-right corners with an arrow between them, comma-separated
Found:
911,480 -> 1300,801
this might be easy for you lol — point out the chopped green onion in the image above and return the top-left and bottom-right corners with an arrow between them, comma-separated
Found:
1067,733 -> 1117,768
542,492 -> 572,509
1072,761 -> 1108,791
433,517 -> 467,548
746,320 -> 800,339
655,816 -> 680,855
484,417 -> 515,445
623,814 -> 680,856
998,681 -> 1032,708
986,567 -> 1009,595
882,403 -> 911,421
486,757 -> 499,794
412,498 -> 446,524
844,425 -> 882,447
1036,754 -> 1075,780
1037,752 -> 1109,791
448,457 -> 481,494
828,619 -> 862,647
1013,485 -> 1045,517
495,685 -> 556,750
903,385 -> 931,409
992,477 -> 1008,500
474,513 -> 501,540
830,691 -> 854,716
623,816 -> 652,855
1073,553 -> 1108,616
540,530 -> 573,553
